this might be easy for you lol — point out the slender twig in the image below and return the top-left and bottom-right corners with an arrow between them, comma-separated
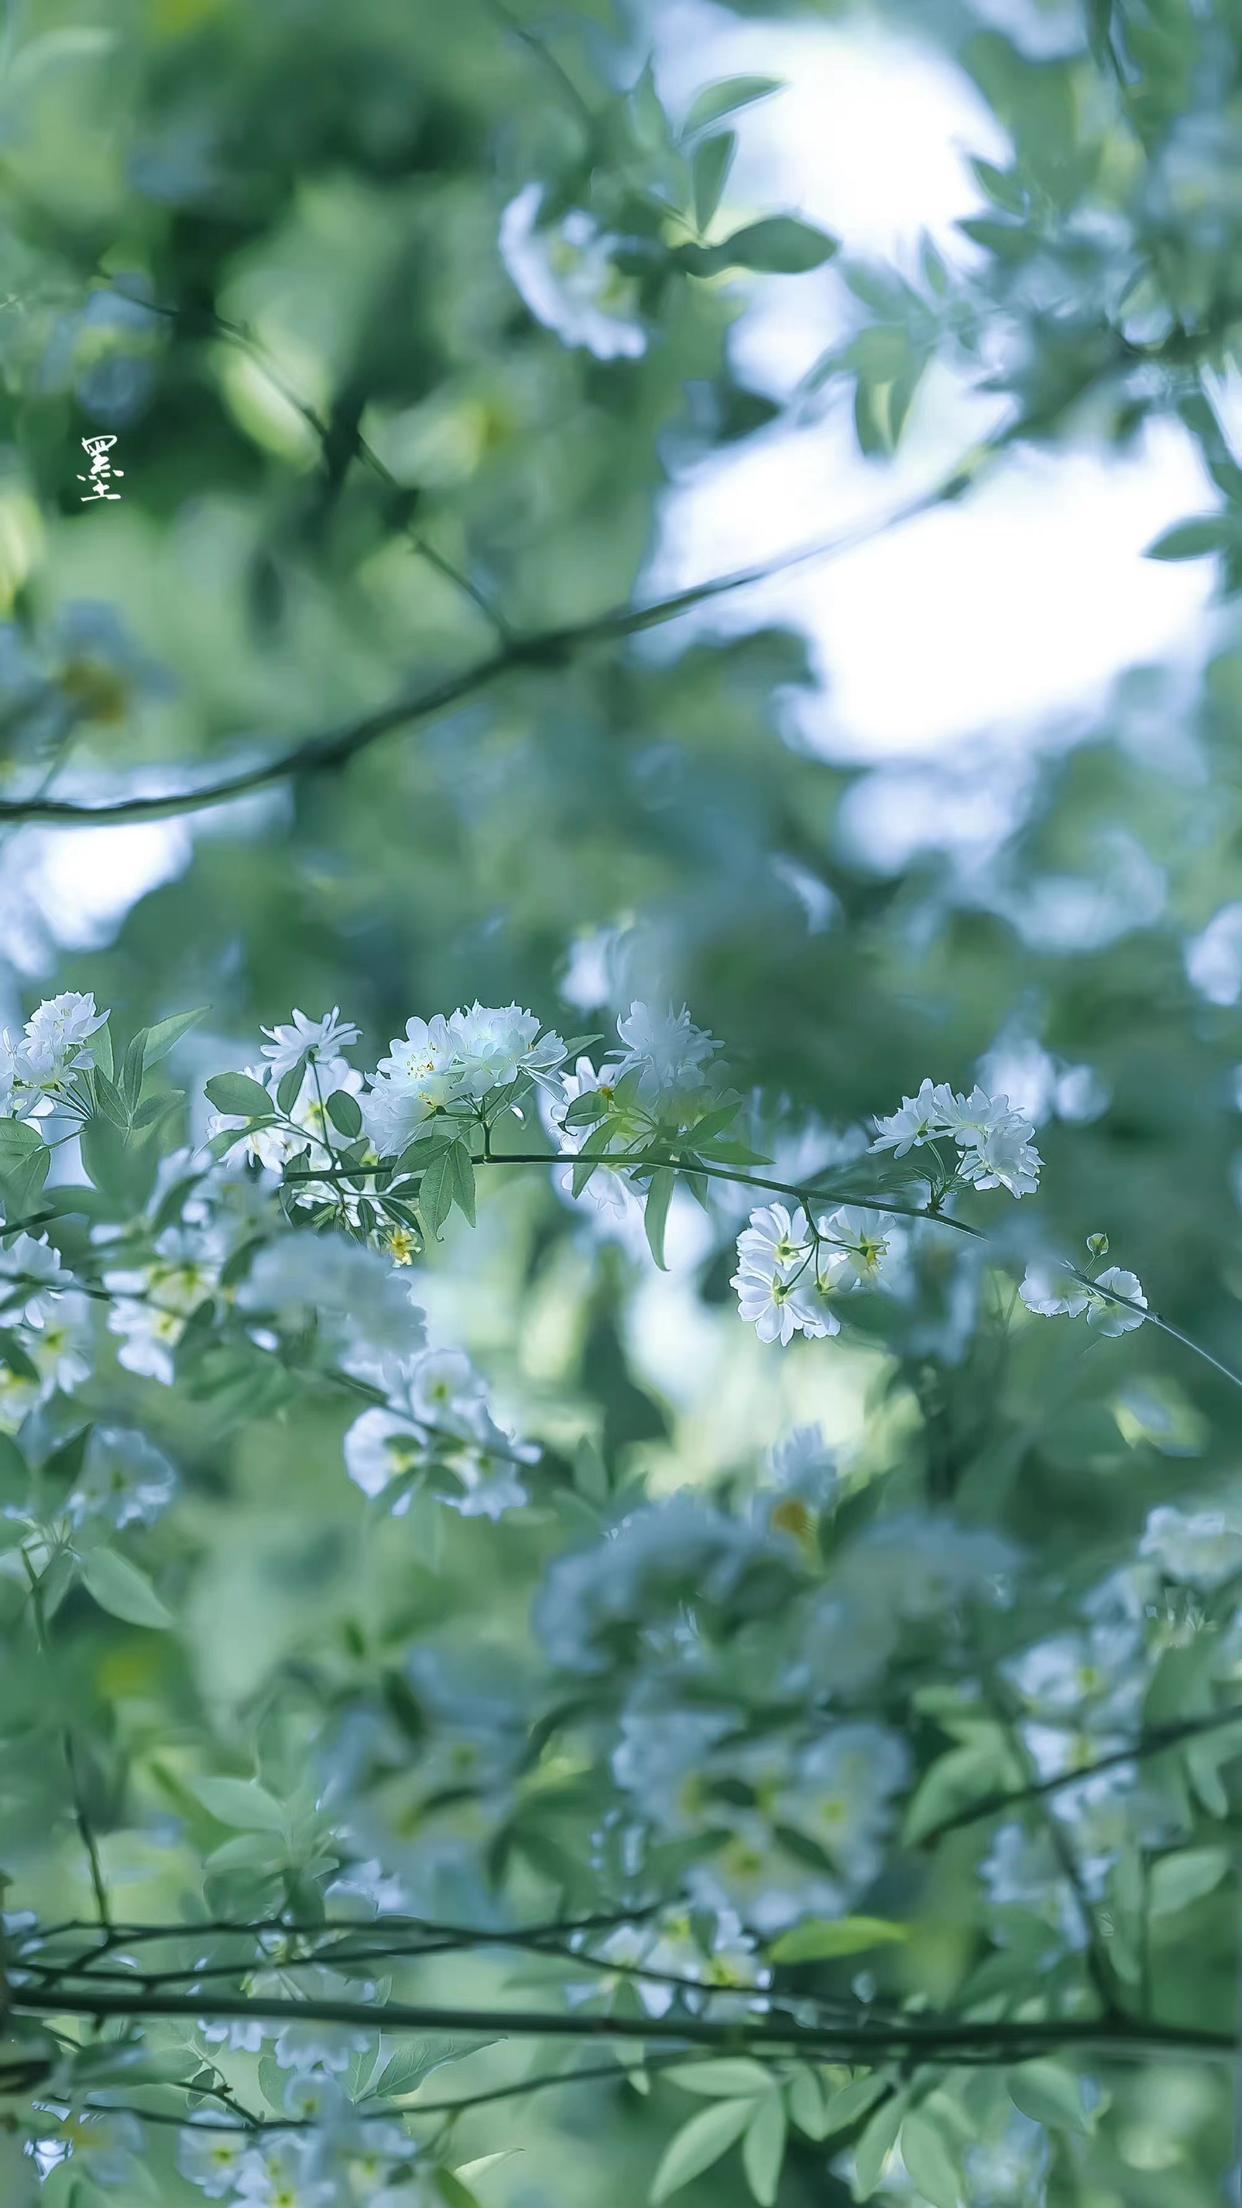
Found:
919,1702 -> 1242,1844
9,1984 -> 1237,2062
0,445 -> 1000,830
19,1551 -> 112,1931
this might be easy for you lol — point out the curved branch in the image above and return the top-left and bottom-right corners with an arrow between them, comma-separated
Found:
9,1985 -> 1235,2063
0,459 -> 987,831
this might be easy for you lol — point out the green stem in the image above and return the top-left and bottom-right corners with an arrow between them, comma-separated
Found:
9,1985 -> 1236,2062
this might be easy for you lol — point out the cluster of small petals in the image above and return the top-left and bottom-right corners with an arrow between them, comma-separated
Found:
0,1233 -> 65,1327
344,1346 -> 534,1519
361,1003 -> 565,1157
259,1006 -> 360,1080
817,1204 -> 893,1289
731,1203 -> 839,1345
500,183 -> 647,360
871,1077 -> 1042,1197
1020,1256 -> 1146,1334
610,1000 -> 720,1103
0,990 -> 109,1112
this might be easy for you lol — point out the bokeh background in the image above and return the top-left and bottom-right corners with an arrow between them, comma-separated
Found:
4,0 -> 1242,2199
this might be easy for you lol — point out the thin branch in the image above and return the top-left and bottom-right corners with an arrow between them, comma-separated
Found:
0,452 -> 995,832
9,1985 -> 1237,2063
920,1703 -> 1242,1845
19,1551 -> 112,1931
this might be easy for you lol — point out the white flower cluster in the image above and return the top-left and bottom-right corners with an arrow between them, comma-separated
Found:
871,1076 -> 1043,1198
1020,1245 -> 1147,1335
731,1201 -> 894,1345
344,1347 -> 536,1521
0,990 -> 108,1115
500,183 -> 647,360
362,1002 -> 565,1156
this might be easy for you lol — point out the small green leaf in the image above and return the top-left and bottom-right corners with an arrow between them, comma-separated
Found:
665,2061 -> 774,2097
189,1775 -> 286,1832
742,2095 -> 786,2206
819,2074 -> 888,2137
420,1148 -> 456,1240
1144,517 -> 1231,561
852,2094 -> 905,2196
449,1141 -> 476,1226
643,1166 -> 675,1270
682,74 -> 782,138
900,2113 -> 962,2208
1007,2058 -> 1093,2134
1149,1845 -> 1230,1916
651,2100 -> 755,2203
80,1546 -> 173,1629
204,1072 -> 273,1118
326,1089 -> 363,1137
769,1915 -> 908,1963
138,1006 -> 209,1068
276,1053 -> 309,1117
717,216 -> 839,272
693,131 -> 736,230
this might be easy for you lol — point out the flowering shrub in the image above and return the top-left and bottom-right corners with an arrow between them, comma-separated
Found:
2,982 -> 1237,2208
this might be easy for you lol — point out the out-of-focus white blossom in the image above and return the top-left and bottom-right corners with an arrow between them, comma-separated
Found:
500,184 -> 647,360
259,1007 -> 360,1080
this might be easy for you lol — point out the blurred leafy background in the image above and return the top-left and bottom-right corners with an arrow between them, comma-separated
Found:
4,0 -> 1242,2200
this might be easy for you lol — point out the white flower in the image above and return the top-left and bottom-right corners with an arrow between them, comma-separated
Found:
870,1077 -> 1041,1196
500,183 -> 647,360
870,1077 -> 953,1155
259,1007 -> 360,1080
362,1014 -> 466,1154
733,1263 -> 802,1345
956,1110 -> 1042,1198
818,1205 -> 892,1289
447,1001 -> 564,1099
178,2122 -> 250,2199
407,1347 -> 486,1429
1019,1259 -> 1090,1318
611,1001 -> 720,1103
20,991 -> 108,1086
735,1201 -> 812,1279
1140,1504 -> 1242,1588
68,1428 -> 177,1530
547,1056 -> 641,1221
1086,1265 -> 1146,1333
343,1409 -> 424,1505
0,1233 -> 64,1326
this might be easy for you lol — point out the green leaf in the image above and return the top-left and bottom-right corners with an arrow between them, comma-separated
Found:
682,74 -> 782,137
1144,517 -> 1232,561
650,2100 -> 755,2204
92,1020 -> 114,1082
435,2174 -> 481,2208
276,1053 -> 309,1116
80,1115 -> 159,1210
80,1545 -> 173,1629
693,131 -> 736,230
742,2095 -> 786,2206
665,2061 -> 774,2097
326,1088 -> 363,1137
852,2095 -> 905,2196
137,1006 -> 209,1068
643,1166 -> 675,1270
189,1775 -> 286,1832
784,2065 -> 828,2139
768,1915 -> 908,1963
1007,2058 -> 1094,2134
420,1147 -> 456,1239
0,1119 -> 50,1212
900,2114 -> 962,2208
449,1140 -> 476,1226
1149,1846 -> 1230,1916
204,1072 -> 273,1118
819,2075 -> 888,2136
716,216 -> 839,273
